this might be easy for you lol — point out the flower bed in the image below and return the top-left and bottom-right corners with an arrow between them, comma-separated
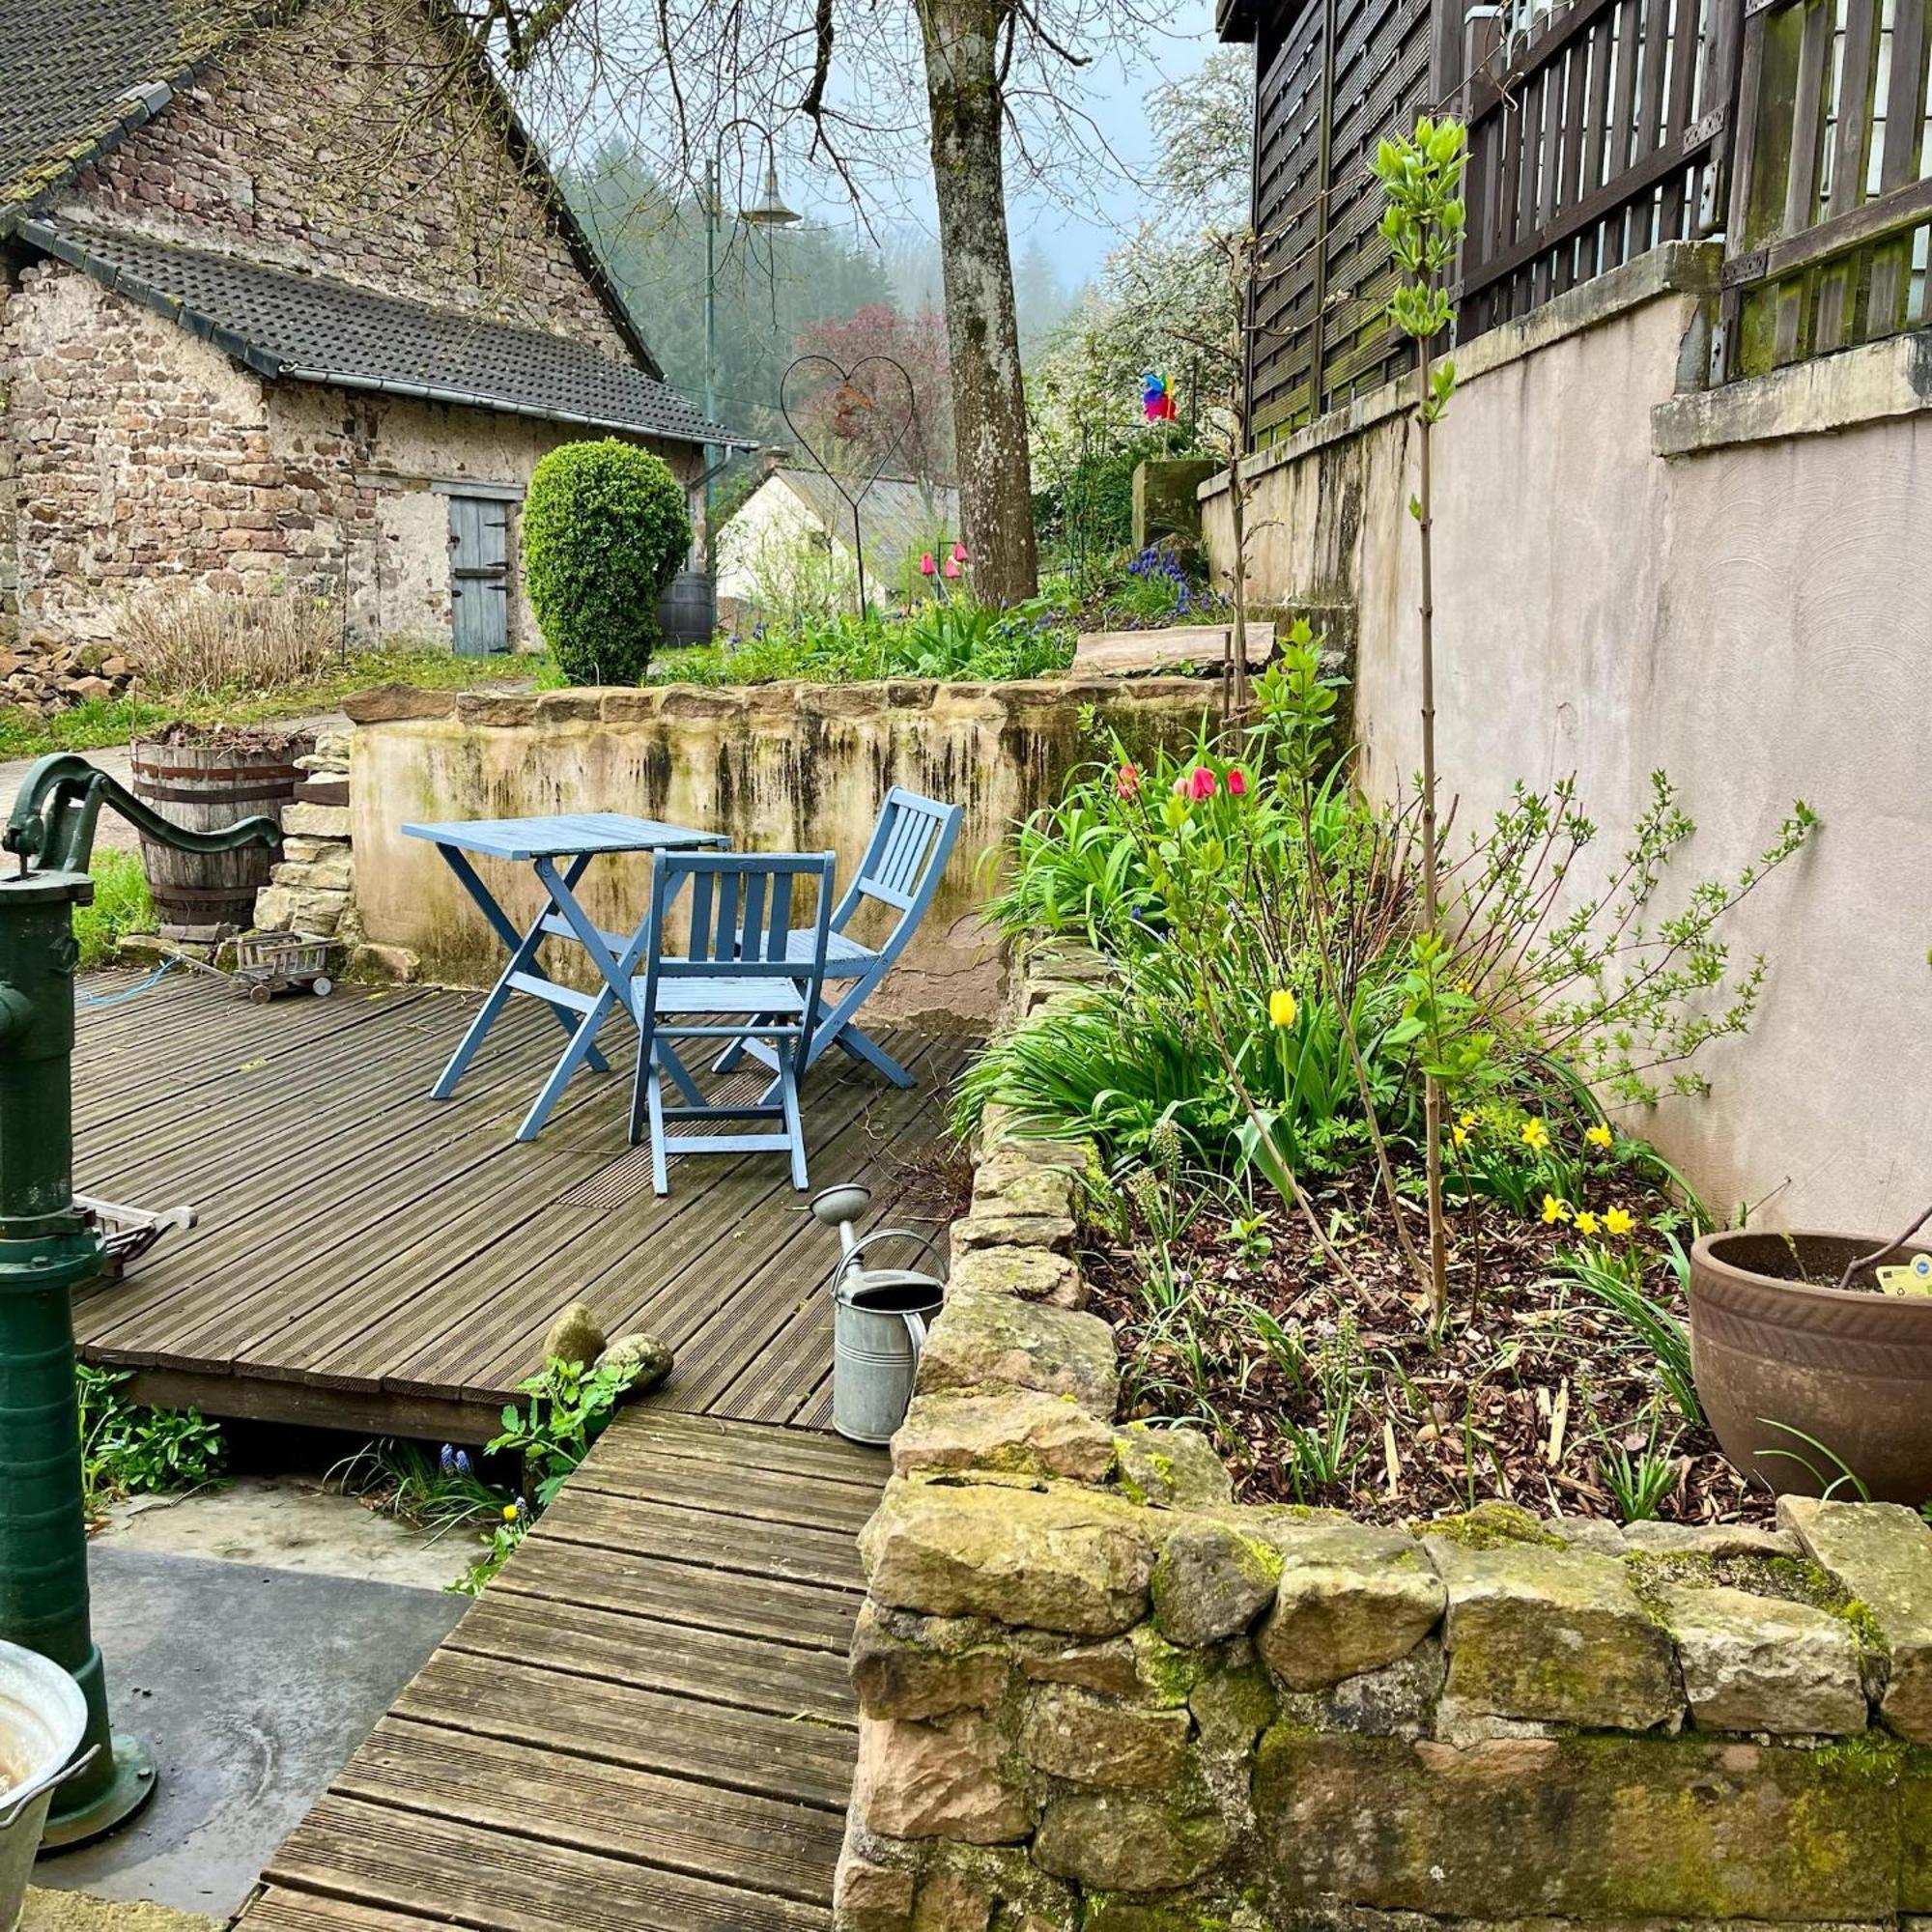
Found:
837,1049 -> 1932,1931
955,626 -> 1817,1529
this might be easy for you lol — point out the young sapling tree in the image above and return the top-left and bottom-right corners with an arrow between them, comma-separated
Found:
1374,116 -> 1467,1315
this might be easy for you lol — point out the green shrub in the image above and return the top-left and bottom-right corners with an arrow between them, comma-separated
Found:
524,440 -> 692,686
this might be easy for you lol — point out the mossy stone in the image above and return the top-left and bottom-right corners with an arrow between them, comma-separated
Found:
1253,1730 -> 1900,1919
1256,1520 -> 1444,1690
861,1477 -> 1156,1636
1032,1790 -> 1234,1892
1151,1520 -> 1281,1647
1426,1533 -> 1681,1729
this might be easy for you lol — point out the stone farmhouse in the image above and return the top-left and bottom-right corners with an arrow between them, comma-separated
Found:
0,0 -> 745,668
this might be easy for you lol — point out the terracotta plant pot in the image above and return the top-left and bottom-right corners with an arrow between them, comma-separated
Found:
1689,1228 -> 1932,1503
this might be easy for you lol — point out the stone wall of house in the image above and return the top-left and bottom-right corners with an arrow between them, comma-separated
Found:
0,262 -> 693,652
341,678 -> 1217,1022
52,0 -> 628,357
838,962 -> 1932,1932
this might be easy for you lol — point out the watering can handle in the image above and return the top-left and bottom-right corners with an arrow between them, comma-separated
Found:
0,1743 -> 97,1833
822,1227 -> 945,1292
902,1310 -> 929,1364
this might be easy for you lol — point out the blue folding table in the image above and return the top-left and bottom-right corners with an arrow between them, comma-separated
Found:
405,812 -> 729,1142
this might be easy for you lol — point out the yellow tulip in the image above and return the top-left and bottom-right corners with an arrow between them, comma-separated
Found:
1574,1210 -> 1600,1236
1585,1123 -> 1614,1150
1269,989 -> 1298,1029
1540,1194 -> 1571,1225
1605,1206 -> 1635,1236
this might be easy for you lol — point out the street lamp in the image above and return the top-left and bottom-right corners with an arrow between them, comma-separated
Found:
702,121 -> 801,556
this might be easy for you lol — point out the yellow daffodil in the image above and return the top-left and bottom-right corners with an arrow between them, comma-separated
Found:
1269,988 -> 1297,1029
1574,1209 -> 1600,1236
1520,1118 -> 1549,1152
1540,1194 -> 1571,1225
1458,1110 -> 1476,1129
1585,1123 -> 1614,1150
1605,1206 -> 1635,1237
1452,1125 -> 1469,1149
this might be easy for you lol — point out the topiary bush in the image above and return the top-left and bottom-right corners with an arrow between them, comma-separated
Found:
523,439 -> 693,685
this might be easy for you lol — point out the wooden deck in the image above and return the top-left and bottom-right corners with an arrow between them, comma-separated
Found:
235,1406 -> 883,1931
72,969 -> 967,1442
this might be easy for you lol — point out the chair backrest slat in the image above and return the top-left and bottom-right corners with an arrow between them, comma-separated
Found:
840,789 -> 964,955
644,850 -> 837,985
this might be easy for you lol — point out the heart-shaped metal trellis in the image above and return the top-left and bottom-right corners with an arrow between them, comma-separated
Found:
779,353 -> 917,615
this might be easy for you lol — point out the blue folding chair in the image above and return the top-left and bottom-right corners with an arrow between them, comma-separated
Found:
716,787 -> 964,1089
628,850 -> 837,1196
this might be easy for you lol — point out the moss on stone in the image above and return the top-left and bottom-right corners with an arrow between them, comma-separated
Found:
1421,1500 -> 1567,1550
1130,1624 -> 1208,1707
1078,1893 -> 1239,1932
1626,1548 -> 1889,1663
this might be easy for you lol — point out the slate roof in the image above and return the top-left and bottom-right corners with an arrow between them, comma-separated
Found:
0,0 -> 665,380
23,219 -> 753,448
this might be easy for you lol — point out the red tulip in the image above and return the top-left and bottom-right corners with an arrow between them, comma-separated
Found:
942,556 -> 960,580
919,553 -> 936,576
1227,766 -> 1248,796
1116,763 -> 1141,799
1188,766 -> 1218,801
952,542 -> 970,563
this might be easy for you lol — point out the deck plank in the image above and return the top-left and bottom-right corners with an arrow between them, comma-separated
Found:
73,975 -> 967,1440
239,1410 -> 881,1932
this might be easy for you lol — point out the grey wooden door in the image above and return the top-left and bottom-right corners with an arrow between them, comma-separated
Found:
447,494 -> 510,655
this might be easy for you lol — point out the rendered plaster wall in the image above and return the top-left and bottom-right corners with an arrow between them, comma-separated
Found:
1202,247 -> 1932,1234
345,679 -> 1214,1022
837,949 -> 1932,1932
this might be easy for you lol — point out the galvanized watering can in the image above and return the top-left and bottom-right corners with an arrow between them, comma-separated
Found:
813,1184 -> 946,1446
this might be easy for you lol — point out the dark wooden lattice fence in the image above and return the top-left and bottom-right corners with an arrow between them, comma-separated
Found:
1236,0 -> 1932,445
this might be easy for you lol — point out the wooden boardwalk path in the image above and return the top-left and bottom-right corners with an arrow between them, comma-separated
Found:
235,1406 -> 884,1931
71,971 -> 965,1441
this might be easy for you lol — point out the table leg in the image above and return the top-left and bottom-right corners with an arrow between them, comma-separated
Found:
514,856 -> 653,1143
429,847 -> 608,1101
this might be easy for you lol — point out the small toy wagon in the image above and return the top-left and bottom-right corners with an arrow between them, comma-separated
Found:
231,931 -> 334,1003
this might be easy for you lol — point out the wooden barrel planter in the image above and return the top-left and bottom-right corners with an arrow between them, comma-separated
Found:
131,724 -> 314,941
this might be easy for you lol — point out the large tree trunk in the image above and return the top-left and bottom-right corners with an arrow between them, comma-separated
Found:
918,0 -> 1038,605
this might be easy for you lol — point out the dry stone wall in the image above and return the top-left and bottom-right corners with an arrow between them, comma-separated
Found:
837,949 -> 1932,1932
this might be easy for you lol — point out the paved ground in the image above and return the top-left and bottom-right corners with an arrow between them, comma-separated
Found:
33,1547 -> 461,1921
100,1476 -> 472,1594
0,711 -> 349,854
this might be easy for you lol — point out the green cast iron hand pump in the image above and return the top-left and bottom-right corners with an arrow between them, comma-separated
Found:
0,753 -> 276,1846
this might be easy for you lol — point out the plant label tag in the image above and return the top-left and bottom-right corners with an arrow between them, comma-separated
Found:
1877,1255 -> 1932,1295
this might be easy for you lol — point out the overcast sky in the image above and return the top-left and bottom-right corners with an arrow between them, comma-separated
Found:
779,0 -> 1223,290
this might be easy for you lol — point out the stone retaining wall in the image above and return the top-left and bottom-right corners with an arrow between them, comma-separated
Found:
343,678 -> 1213,1025
836,952 -> 1932,1932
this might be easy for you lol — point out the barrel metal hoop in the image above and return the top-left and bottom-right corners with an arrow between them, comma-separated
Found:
131,780 -> 298,805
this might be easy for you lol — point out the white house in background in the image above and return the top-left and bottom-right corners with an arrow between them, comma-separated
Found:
717,465 -> 961,621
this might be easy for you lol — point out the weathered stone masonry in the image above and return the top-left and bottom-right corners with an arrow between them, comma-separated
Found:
58,0 -> 628,356
837,947 -> 1932,1932
0,0 -> 686,654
